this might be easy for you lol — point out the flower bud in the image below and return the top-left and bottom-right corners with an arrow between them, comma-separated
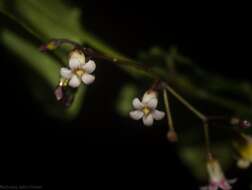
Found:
142,90 -> 157,104
39,39 -> 62,52
166,130 -> 178,142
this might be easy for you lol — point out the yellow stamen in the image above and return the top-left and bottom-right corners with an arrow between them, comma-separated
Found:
75,69 -> 85,77
59,78 -> 69,87
143,107 -> 151,115
47,42 -> 57,50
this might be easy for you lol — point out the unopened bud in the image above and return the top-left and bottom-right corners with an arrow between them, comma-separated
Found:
142,90 -> 157,104
166,130 -> 178,142
230,117 -> 251,129
230,117 -> 240,125
39,39 -> 62,52
54,85 -> 64,101
240,120 -> 251,129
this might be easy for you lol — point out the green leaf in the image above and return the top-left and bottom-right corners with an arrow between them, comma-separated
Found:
138,47 -> 252,119
1,29 -> 85,119
0,0 -> 155,119
0,0 -> 125,56
179,143 -> 233,180
1,0 -> 252,120
1,29 -> 58,87
116,84 -> 139,116
0,0 -> 120,119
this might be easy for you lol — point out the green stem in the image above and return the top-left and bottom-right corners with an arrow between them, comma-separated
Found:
109,57 -> 160,79
48,39 -> 209,123
53,39 -> 209,122
74,40 -> 209,121
52,39 -> 161,79
163,83 -> 207,122
163,89 -> 175,131
85,48 -> 160,79
46,38 -> 213,154
203,122 -> 212,158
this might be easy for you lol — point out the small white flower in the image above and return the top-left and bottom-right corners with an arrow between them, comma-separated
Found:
60,50 -> 96,88
201,158 -> 236,190
129,91 -> 165,126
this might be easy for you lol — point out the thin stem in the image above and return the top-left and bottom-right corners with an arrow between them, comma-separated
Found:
51,39 -> 160,79
163,83 -> 207,122
84,47 -> 160,79
163,89 -> 175,131
50,39 -> 208,123
44,38 -> 215,159
56,38 -> 81,47
47,39 -> 208,123
162,83 -> 212,151
45,39 -> 213,153
203,121 -> 212,158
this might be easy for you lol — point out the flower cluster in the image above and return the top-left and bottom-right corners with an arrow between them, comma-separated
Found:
40,39 -> 252,190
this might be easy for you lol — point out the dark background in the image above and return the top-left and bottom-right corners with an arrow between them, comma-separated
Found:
0,0 -> 251,189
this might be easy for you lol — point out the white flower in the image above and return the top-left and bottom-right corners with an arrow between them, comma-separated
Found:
201,158 -> 236,190
129,91 -> 165,126
60,50 -> 96,88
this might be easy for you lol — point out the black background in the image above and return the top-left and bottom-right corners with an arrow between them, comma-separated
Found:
0,0 -> 251,189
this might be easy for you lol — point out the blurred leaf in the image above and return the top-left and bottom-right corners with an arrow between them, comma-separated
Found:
1,29 -> 58,86
1,0 -> 252,121
177,123 -> 235,181
138,47 -> 252,119
1,0 -> 83,41
179,146 -> 206,179
0,0 -> 126,57
0,0 -> 126,119
0,0 -> 152,120
1,29 -> 85,119
179,143 -> 233,180
116,84 -> 139,116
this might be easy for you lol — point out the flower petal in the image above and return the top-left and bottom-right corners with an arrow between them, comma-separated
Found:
60,67 -> 72,79
209,184 -> 218,190
69,75 -> 81,88
69,58 -> 81,69
81,73 -> 95,85
132,98 -> 144,109
219,179 -> 232,190
129,110 -> 144,120
143,114 -> 154,126
142,91 -> 157,104
152,110 -> 165,120
82,60 -> 96,73
146,98 -> 158,109
70,50 -> 85,63
237,159 -> 250,169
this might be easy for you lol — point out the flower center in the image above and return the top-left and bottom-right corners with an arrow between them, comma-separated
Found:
74,68 -> 85,77
142,107 -> 151,115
